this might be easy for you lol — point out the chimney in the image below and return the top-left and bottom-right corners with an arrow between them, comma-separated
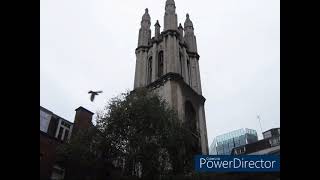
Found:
72,106 -> 94,136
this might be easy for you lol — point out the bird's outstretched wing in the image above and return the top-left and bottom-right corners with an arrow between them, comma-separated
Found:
96,91 -> 103,94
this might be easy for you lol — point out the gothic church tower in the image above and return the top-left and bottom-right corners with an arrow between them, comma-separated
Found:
134,0 -> 208,155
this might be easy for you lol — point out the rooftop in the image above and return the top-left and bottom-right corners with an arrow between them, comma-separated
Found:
75,106 -> 94,115
214,128 -> 258,142
40,105 -> 73,124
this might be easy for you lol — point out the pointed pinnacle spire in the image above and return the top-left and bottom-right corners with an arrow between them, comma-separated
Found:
142,8 -> 150,21
166,0 -> 175,6
184,13 -> 193,28
155,20 -> 160,27
178,23 -> 183,29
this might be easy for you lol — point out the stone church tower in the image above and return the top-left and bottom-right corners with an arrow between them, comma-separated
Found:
134,0 -> 208,155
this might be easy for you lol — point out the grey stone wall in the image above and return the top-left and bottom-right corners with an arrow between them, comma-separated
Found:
150,77 -> 208,154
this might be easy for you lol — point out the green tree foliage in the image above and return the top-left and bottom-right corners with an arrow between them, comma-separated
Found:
95,88 -> 196,178
56,128 -> 113,180
57,88 -> 196,179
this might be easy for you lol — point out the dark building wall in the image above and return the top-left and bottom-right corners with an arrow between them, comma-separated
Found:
40,106 -> 94,180
40,132 -> 61,180
149,73 -> 208,154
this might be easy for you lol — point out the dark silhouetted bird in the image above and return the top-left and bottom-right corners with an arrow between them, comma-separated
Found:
88,90 -> 103,102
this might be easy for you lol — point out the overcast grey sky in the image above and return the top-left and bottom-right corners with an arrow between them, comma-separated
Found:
40,0 -> 279,143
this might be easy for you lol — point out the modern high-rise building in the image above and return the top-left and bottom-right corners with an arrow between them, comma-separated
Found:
133,0 -> 208,154
209,128 -> 258,155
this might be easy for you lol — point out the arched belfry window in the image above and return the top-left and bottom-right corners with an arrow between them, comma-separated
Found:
187,58 -> 191,85
184,101 -> 200,154
185,101 -> 197,134
179,52 -> 183,76
158,51 -> 164,77
147,57 -> 152,84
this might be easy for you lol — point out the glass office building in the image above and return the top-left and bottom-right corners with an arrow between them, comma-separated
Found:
209,128 -> 258,155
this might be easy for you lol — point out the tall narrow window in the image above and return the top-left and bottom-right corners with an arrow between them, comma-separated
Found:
57,127 -> 63,140
147,57 -> 152,84
179,52 -> 183,76
184,101 -> 200,154
187,59 -> 191,85
63,130 -> 69,142
158,51 -> 163,77
55,119 -> 72,142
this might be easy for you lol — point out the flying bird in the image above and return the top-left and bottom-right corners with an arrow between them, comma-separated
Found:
88,90 -> 103,102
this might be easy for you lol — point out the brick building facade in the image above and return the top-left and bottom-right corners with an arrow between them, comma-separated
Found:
40,106 -> 93,180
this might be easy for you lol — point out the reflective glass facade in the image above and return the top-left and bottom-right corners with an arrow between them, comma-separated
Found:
209,128 -> 258,155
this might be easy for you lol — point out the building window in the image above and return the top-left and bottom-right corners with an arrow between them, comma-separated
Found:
187,59 -> 191,85
184,101 -> 199,154
270,137 -> 280,147
48,116 -> 59,137
235,149 -> 240,155
235,147 -> 245,155
57,127 -> 64,140
158,51 -> 163,77
179,52 -> 183,76
61,121 -> 71,128
55,119 -> 72,142
263,131 -> 272,139
63,130 -> 69,143
185,101 -> 197,134
40,110 -> 51,133
147,57 -> 152,84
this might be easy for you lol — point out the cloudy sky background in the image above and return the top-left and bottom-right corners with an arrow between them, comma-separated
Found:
41,0 -> 280,143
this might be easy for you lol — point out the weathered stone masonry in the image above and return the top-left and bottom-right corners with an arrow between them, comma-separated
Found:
133,0 -> 208,154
